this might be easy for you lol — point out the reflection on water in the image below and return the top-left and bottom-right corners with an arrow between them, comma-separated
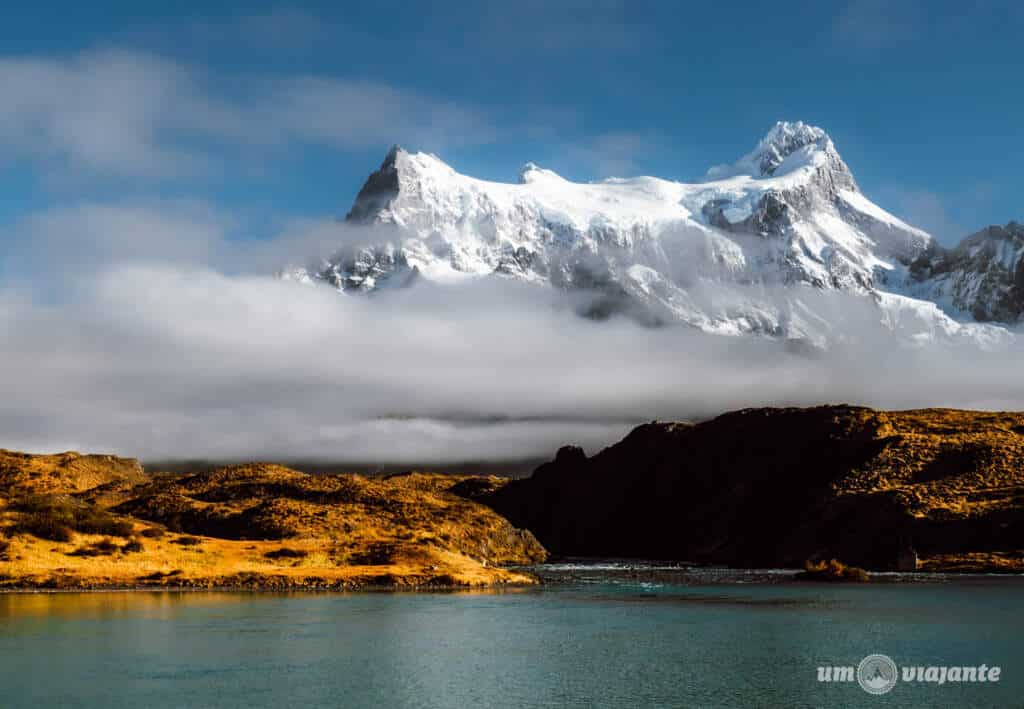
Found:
1,567 -> 1022,709
0,591 -> 246,620
0,586 -> 535,620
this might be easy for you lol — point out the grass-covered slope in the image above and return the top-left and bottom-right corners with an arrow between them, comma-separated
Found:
0,449 -> 146,496
0,457 -> 545,590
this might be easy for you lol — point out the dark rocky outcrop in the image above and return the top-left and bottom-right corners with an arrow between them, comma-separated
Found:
345,145 -> 402,222
483,406 -> 1024,571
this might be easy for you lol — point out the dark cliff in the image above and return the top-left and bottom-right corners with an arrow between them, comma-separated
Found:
482,406 -> 1024,571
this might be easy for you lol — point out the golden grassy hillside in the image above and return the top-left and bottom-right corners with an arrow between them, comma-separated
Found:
0,449 -> 146,496
828,408 -> 1024,513
0,455 -> 545,590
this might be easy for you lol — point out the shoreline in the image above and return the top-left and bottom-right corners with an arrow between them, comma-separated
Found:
4,562 -> 1024,594
0,582 -> 537,594
0,565 -> 541,593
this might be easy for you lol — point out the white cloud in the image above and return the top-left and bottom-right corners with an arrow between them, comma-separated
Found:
8,202 -> 231,275
2,199 -> 410,289
256,76 -> 495,151
878,184 -> 1003,247
832,0 -> 1024,51
195,7 -> 330,50
883,189 -> 965,246
469,0 -> 656,53
0,51 -> 206,177
2,201 -> 1024,464
0,48 -> 493,178
832,0 -> 923,50
564,132 -> 658,178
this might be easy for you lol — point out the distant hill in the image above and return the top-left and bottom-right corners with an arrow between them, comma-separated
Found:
143,458 -> 545,478
0,449 -> 145,496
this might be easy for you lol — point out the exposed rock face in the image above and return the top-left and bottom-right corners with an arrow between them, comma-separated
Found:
316,242 -> 418,292
345,145 -> 402,222
483,406 -> 1024,571
908,222 -> 1024,323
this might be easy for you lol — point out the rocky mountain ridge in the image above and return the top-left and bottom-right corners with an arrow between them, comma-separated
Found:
907,221 -> 1024,323
284,122 -> 1019,343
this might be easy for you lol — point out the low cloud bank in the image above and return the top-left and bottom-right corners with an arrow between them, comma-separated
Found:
3,256 -> 1024,463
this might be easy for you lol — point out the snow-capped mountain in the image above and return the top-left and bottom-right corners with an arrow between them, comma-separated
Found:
286,121 -> 1017,343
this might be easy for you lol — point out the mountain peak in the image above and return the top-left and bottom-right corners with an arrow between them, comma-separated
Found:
705,120 -> 847,181
375,145 -> 453,176
346,146 -> 454,222
752,121 -> 832,175
381,144 -> 405,167
345,146 -> 405,222
518,162 -> 564,184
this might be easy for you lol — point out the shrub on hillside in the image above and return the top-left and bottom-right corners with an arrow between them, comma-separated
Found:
15,495 -> 133,541
69,538 -> 121,557
264,547 -> 308,560
173,536 -> 202,546
122,538 -> 145,553
75,508 -> 134,537
20,516 -> 74,542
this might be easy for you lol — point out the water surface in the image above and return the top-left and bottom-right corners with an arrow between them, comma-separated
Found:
2,566 -> 1021,708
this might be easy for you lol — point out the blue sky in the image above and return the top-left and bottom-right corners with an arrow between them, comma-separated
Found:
2,0 -> 1024,460
1,0 -> 1021,247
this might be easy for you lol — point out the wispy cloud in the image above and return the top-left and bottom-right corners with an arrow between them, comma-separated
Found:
464,0 -> 657,54
2,199 -> 403,284
6,201 -> 232,277
832,0 -> 923,50
830,0 -> 1024,52
882,189 -> 965,245
0,51 -> 208,177
255,76 -> 495,151
0,48 -> 494,179
878,183 -> 1001,246
564,132 -> 659,178
192,7 -> 331,50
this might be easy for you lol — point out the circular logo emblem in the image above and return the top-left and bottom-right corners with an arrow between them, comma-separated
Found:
857,654 -> 898,695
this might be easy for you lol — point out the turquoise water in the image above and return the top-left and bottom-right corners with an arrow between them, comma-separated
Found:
1,568 -> 1022,708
